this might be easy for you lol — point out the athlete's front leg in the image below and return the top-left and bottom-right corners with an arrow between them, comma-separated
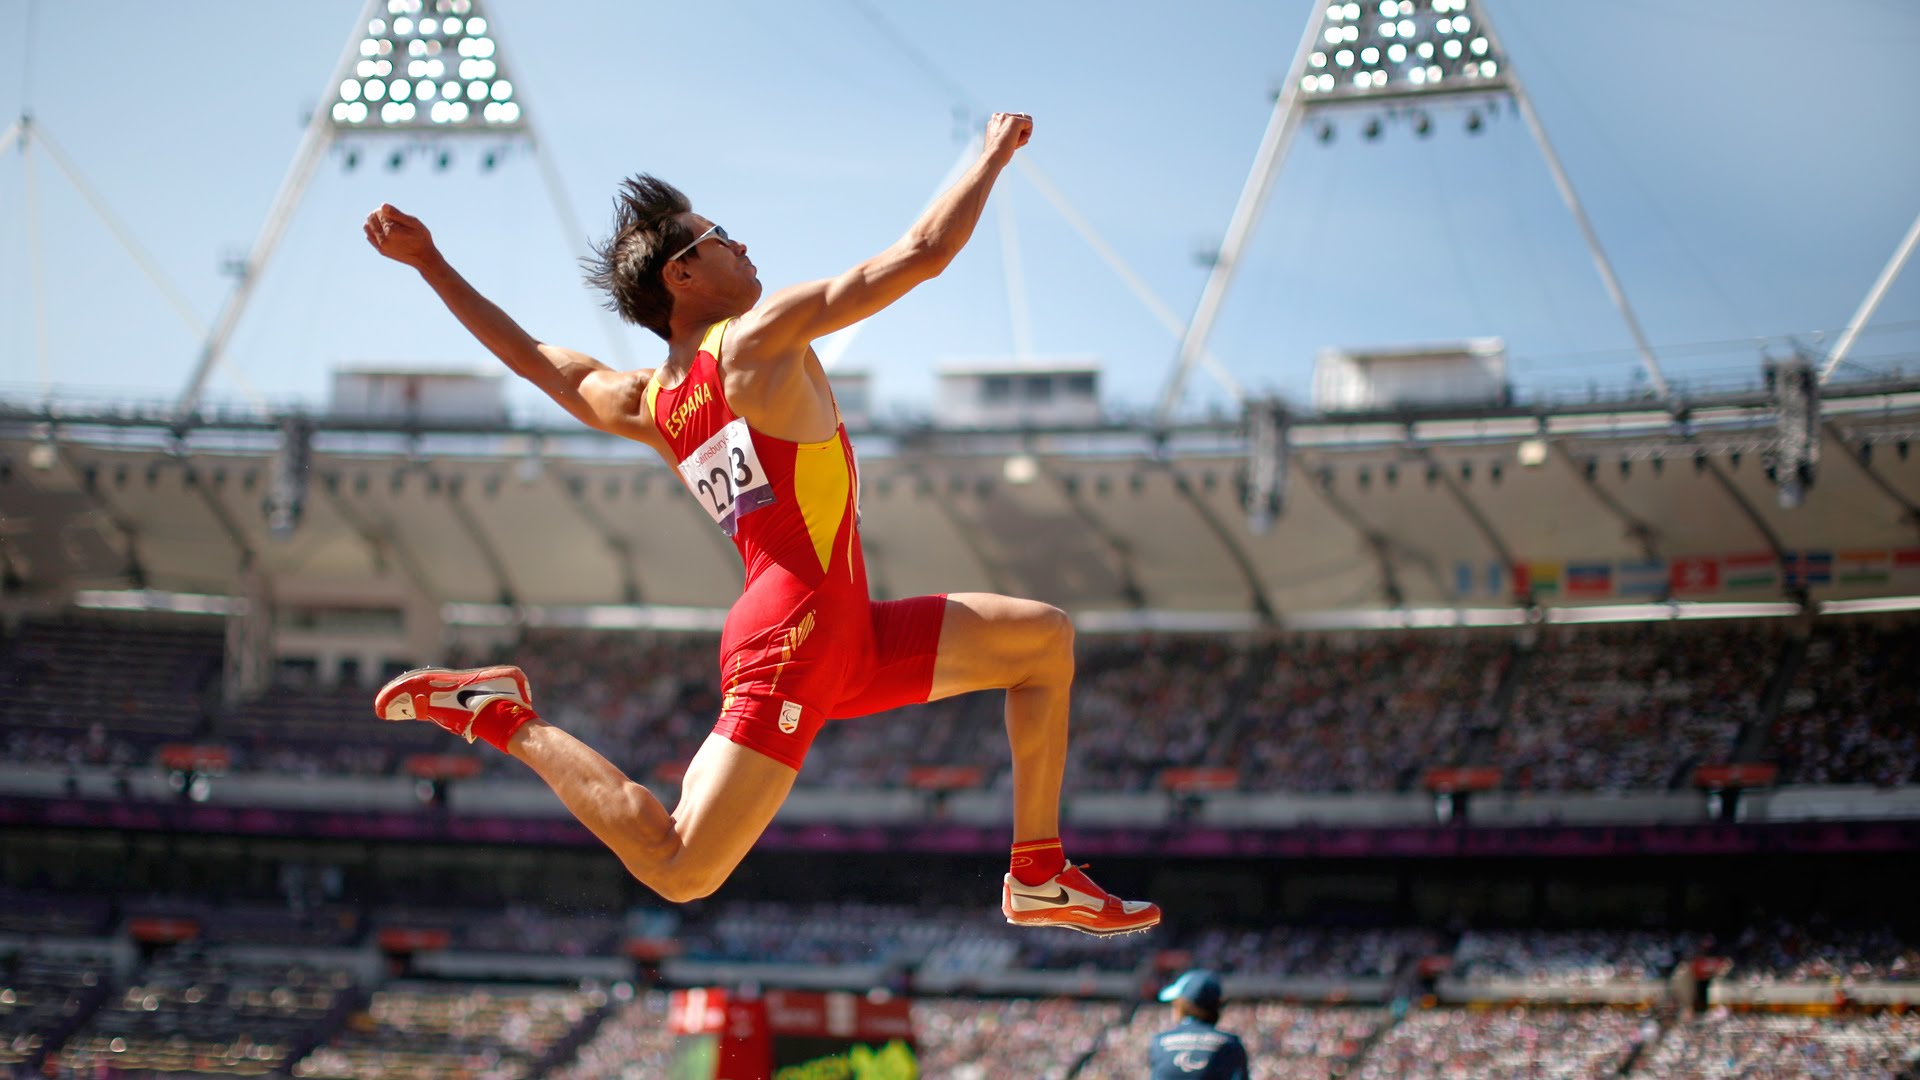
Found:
375,666 -> 794,902
926,593 -> 1160,936
510,725 -> 797,902
926,592 -> 1075,843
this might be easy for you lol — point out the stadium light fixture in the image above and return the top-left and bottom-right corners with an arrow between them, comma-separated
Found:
176,0 -> 639,422
1296,0 -> 1511,108
328,0 -> 524,134
1159,0 -> 1675,423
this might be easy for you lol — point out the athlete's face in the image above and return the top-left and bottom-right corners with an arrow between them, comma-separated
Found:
667,212 -> 761,313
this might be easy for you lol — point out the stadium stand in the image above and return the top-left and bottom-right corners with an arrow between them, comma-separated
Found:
290,982 -> 605,1080
1634,1009 -> 1920,1078
1771,620 -> 1920,787
18,613 -> 1920,798
546,990 -> 676,1080
911,997 -> 1123,1080
1450,929 -> 1692,987
49,955 -> 350,1078
1497,623 -> 1774,792
1353,1005 -> 1654,1079
1079,1002 -> 1390,1080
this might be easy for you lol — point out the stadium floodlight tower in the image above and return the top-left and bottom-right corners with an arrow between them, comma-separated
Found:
1157,0 -> 1673,423
175,0 -> 618,419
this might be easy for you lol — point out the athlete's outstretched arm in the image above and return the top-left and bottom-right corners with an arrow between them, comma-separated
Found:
739,112 -> 1033,353
363,204 -> 649,437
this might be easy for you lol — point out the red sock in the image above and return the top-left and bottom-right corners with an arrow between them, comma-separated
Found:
1010,838 -> 1065,886
470,698 -> 539,753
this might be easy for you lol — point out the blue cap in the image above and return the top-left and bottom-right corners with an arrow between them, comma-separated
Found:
1157,969 -> 1223,1010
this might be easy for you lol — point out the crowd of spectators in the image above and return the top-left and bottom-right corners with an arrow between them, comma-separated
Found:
291,982 -> 603,1080
1634,1009 -> 1920,1078
1226,633 -> 1506,794
1497,624 -> 1770,792
1723,916 -> 1920,986
1178,926 -> 1442,981
8,613 -> 1920,798
545,990 -> 674,1080
1354,1005 -> 1654,1079
49,955 -> 349,1078
1771,620 -> 1920,787
1079,1002 -> 1389,1080
911,997 -> 1122,1080
1450,929 -> 1692,987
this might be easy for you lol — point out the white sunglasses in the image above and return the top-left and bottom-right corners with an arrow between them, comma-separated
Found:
665,224 -> 729,263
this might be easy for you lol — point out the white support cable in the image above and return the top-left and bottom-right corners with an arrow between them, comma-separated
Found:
175,0 -> 378,419
32,123 -> 206,336
997,189 -> 1034,358
1821,206 -> 1920,385
1507,79 -> 1669,401
1155,21 -> 1321,424
21,122 -> 51,388
1013,157 -> 1245,403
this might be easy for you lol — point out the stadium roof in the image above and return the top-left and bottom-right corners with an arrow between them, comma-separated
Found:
4,378 -> 1919,626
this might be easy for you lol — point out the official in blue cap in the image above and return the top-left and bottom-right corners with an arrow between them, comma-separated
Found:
1148,969 -> 1249,1079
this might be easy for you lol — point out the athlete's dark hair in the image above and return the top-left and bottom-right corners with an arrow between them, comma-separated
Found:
1173,997 -> 1221,1026
584,174 -> 697,341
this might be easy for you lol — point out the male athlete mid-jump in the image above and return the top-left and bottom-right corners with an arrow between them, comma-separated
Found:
365,112 -> 1159,935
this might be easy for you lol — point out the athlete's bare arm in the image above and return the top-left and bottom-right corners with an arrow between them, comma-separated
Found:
732,112 -> 1033,359
363,204 -> 660,447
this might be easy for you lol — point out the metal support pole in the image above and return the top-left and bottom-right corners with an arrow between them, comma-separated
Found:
1507,77 -> 1670,400
175,0 -> 378,419
1820,205 -> 1920,384
1156,22 -> 1321,424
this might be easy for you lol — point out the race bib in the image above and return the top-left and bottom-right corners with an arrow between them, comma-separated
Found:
677,417 -> 776,536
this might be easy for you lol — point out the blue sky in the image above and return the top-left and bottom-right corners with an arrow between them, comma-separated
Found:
1,0 -> 1916,422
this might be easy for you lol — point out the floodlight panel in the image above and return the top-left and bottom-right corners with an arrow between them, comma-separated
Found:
1299,0 -> 1512,107
326,0 -> 525,133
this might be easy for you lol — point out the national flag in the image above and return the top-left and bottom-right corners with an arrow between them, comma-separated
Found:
1454,561 -> 1475,598
1835,549 -> 1891,585
1669,556 -> 1721,595
1616,559 -> 1668,597
1723,551 -> 1778,591
1894,548 -> 1920,587
1565,562 -> 1613,598
1488,561 -> 1506,596
1522,560 -> 1562,598
1782,550 -> 1833,588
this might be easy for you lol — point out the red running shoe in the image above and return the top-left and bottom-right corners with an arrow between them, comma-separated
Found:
373,665 -> 533,743
1002,863 -> 1161,936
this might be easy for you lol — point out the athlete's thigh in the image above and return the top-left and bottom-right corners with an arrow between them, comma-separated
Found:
926,591 -> 1072,702
830,594 -> 947,719
669,732 -> 799,876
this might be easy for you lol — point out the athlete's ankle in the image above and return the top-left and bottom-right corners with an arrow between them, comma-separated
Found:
472,698 -> 540,753
1010,837 -> 1065,886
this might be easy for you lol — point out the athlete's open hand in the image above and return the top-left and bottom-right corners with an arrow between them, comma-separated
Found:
982,112 -> 1033,167
364,204 -> 440,269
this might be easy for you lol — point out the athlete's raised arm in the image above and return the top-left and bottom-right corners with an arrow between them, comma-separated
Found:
735,112 -> 1033,355
363,204 -> 652,440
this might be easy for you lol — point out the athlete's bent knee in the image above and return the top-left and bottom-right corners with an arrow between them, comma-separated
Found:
648,858 -> 727,905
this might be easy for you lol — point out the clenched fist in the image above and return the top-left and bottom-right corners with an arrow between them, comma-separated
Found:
982,112 -> 1033,167
364,204 -> 440,269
